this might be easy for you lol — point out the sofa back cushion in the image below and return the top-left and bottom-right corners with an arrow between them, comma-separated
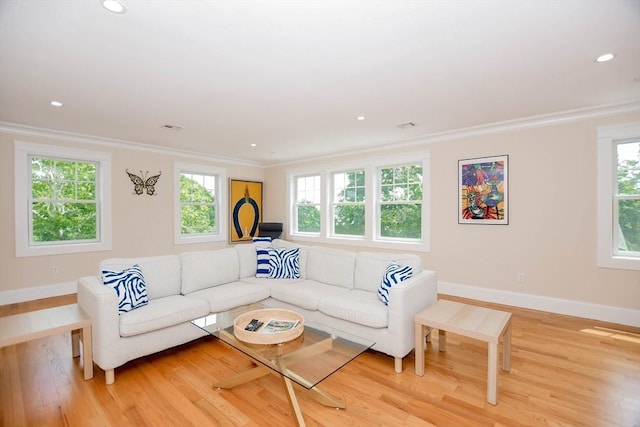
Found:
99,255 -> 181,300
306,246 -> 356,289
181,248 -> 240,294
354,252 -> 422,293
235,243 -> 258,278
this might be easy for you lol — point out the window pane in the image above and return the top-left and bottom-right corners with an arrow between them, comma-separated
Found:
32,202 -> 97,242
297,204 -> 320,232
380,204 -> 422,239
181,205 -> 215,234
180,173 -> 216,235
616,199 -> 640,253
334,205 -> 365,236
617,141 -> 640,195
297,175 -> 320,204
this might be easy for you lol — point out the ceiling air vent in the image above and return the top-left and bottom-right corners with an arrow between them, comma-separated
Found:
397,122 -> 417,129
161,124 -> 183,131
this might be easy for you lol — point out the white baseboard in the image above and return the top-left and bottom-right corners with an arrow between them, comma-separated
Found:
438,281 -> 640,328
0,281 -> 77,305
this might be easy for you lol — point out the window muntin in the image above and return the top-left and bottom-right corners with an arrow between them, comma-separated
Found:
332,170 -> 365,237
174,162 -> 226,244
15,141 -> 112,257
295,175 -> 321,234
378,164 -> 423,240
614,140 -> 640,257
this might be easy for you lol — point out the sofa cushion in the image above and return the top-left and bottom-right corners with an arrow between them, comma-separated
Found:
101,264 -> 149,314
118,295 -> 210,337
272,240 -> 308,279
181,248 -> 240,294
186,282 -> 271,313
268,247 -> 301,279
318,290 -> 388,328
99,255 -> 181,300
236,243 -> 257,278
269,279 -> 350,310
354,252 -> 422,293
377,262 -> 414,305
306,246 -> 356,289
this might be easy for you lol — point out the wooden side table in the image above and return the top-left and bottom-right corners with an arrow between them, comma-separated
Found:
415,299 -> 512,405
0,303 -> 93,380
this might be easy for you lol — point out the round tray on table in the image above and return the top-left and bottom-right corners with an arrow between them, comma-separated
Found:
233,308 -> 304,345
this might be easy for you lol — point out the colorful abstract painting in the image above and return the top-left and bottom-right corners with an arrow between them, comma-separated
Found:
458,155 -> 508,224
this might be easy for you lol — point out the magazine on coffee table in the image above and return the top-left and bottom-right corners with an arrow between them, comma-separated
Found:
260,318 -> 299,333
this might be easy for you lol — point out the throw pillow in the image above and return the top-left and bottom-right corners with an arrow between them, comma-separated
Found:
255,246 -> 272,278
377,262 -> 413,305
268,247 -> 301,279
252,236 -> 272,246
101,264 -> 149,314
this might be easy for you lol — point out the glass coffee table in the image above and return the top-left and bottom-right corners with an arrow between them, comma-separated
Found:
191,303 -> 374,426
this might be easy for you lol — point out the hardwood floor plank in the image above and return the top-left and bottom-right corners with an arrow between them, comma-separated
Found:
1,294 -> 638,426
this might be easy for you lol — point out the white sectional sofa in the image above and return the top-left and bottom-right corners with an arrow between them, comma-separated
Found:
77,240 -> 438,384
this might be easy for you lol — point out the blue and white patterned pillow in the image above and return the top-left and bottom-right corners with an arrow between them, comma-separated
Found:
377,262 -> 413,305
252,236 -> 272,246
256,246 -> 272,277
101,264 -> 149,314
268,247 -> 300,279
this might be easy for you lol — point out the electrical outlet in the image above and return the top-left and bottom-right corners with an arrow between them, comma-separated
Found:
51,266 -> 59,275
517,273 -> 525,283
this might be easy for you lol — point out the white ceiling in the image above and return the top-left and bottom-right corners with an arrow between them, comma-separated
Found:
1,0 -> 639,165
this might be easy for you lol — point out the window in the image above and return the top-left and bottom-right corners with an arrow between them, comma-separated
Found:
379,165 -> 423,239
15,142 -> 112,257
294,175 -> 321,234
597,123 -> 640,270
174,162 -> 227,244
288,151 -> 430,251
332,170 -> 365,237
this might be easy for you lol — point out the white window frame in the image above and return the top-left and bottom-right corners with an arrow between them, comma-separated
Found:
14,141 -> 112,257
174,162 -> 227,244
287,151 -> 430,252
292,174 -> 323,236
331,169 -> 366,238
597,122 -> 640,270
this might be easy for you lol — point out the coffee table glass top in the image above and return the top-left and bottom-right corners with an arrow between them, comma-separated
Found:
191,303 -> 375,389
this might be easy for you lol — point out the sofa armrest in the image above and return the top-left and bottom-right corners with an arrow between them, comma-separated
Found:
77,275 -> 121,368
386,270 -> 438,361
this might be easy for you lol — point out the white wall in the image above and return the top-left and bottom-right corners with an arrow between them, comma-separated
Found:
0,128 -> 264,303
264,112 -> 640,325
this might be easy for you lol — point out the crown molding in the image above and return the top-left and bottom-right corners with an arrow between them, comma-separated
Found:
0,122 -> 265,168
2,100 -> 639,168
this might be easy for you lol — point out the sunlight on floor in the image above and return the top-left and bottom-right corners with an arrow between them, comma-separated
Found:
580,326 -> 640,344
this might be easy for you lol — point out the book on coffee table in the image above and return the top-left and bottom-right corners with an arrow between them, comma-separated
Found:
261,318 -> 299,333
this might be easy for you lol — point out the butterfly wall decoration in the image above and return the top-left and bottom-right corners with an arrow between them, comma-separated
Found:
126,169 -> 161,195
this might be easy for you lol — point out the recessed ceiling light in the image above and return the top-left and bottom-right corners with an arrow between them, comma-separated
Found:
357,116 -> 366,121
50,101 -> 63,107
596,53 -> 615,63
101,0 -> 126,14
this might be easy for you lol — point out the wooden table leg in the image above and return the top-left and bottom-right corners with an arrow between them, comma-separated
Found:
438,329 -> 447,352
487,342 -> 498,405
81,326 -> 93,380
503,323 -> 512,372
415,323 -> 425,376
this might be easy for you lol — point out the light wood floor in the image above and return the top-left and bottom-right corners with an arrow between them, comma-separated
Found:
1,294 -> 639,426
